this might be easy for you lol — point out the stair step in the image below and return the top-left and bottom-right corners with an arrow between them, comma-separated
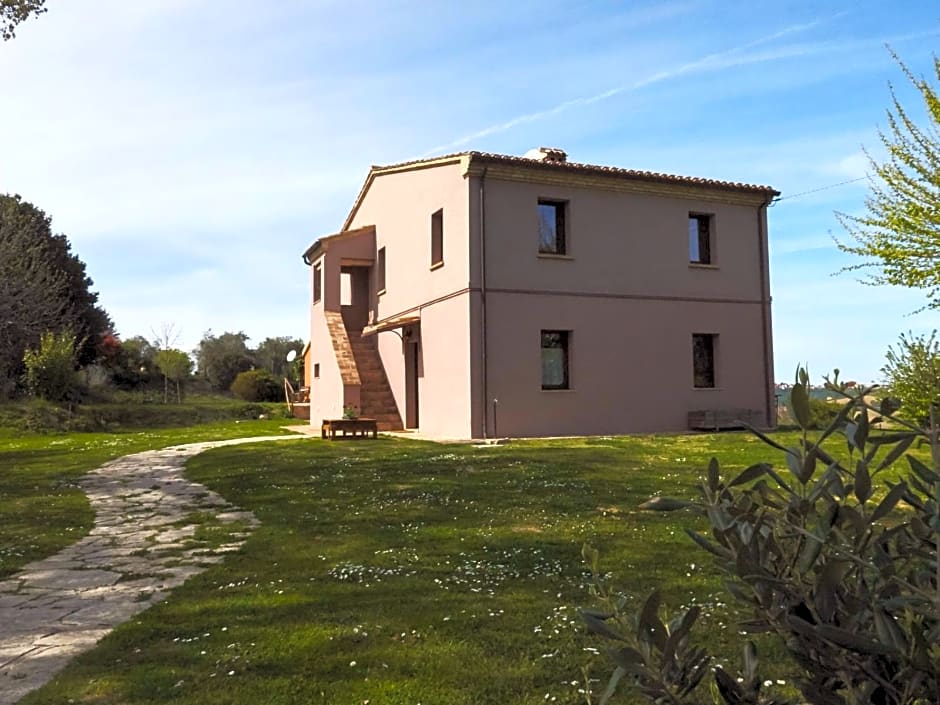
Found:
331,322 -> 403,430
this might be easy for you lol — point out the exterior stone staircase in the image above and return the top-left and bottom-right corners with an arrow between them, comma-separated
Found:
324,311 -> 360,387
347,331 -> 403,431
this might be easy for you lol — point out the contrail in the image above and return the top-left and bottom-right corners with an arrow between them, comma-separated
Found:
421,14 -> 842,156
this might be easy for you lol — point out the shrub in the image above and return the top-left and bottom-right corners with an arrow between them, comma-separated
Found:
230,369 -> 281,402
22,330 -> 80,402
882,330 -> 940,424
0,396 -> 289,433
807,396 -> 841,429
584,368 -> 940,705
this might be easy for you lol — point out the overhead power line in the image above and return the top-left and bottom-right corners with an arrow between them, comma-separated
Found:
770,175 -> 870,205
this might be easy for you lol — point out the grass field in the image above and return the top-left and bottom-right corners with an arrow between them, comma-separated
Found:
0,416 -> 297,579
14,430 -> 841,705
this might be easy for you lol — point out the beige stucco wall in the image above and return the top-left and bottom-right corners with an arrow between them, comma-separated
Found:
306,158 -> 773,439
348,162 -> 476,438
472,173 -> 773,437
485,293 -> 767,436
322,232 -> 375,312
348,162 -> 472,317
308,254 -> 345,423
482,178 -> 765,299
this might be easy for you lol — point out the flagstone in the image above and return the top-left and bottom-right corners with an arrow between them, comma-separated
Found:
0,432 -> 304,705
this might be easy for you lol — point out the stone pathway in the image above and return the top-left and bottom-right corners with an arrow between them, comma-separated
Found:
0,434 -> 305,704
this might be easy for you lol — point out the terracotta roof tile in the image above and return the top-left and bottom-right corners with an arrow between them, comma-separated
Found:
373,150 -> 779,195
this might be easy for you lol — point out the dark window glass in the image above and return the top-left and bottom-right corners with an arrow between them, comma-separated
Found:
377,247 -> 386,293
541,330 -> 570,389
431,208 -> 444,267
313,263 -> 322,303
538,200 -> 566,254
689,214 -> 712,264
314,363 -> 320,378
693,333 -> 716,388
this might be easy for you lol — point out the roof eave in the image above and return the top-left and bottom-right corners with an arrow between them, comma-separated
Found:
335,151 -> 778,234
301,224 -> 377,266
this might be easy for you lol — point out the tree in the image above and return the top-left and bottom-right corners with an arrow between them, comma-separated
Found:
230,369 -> 281,402
22,330 -> 79,402
1,0 -> 46,40
104,335 -> 157,390
253,336 -> 304,385
882,330 -> 940,423
154,349 -> 193,404
836,53 -> 940,309
195,331 -> 254,392
0,194 -> 112,396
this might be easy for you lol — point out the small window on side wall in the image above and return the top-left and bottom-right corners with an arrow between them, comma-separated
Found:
541,330 -> 570,390
538,200 -> 566,255
689,214 -> 713,264
377,247 -> 386,293
692,333 -> 717,388
313,363 -> 320,379
313,262 -> 322,303
431,208 -> 444,268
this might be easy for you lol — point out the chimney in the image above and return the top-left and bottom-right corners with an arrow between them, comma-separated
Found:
523,147 -> 567,163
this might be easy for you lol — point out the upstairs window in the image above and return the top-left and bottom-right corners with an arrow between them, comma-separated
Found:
692,333 -> 717,388
541,330 -> 570,390
538,200 -> 567,255
431,208 -> 444,268
377,246 -> 386,294
689,214 -> 713,264
313,262 -> 322,303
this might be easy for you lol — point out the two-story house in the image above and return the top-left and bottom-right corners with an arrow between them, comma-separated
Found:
302,148 -> 778,439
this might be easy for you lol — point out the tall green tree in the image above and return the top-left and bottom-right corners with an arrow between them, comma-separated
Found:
195,331 -> 254,392
253,336 -> 304,385
103,335 -> 157,390
154,349 -> 193,404
0,194 -> 112,396
882,330 -> 940,424
837,53 -> 940,309
1,0 -> 46,40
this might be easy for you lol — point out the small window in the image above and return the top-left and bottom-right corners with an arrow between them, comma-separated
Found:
377,247 -> 386,293
538,200 -> 566,255
431,208 -> 444,268
314,363 -> 320,379
692,334 -> 717,388
541,330 -> 570,390
313,262 -> 322,303
689,214 -> 713,264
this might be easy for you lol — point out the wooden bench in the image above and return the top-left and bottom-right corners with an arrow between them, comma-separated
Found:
321,418 -> 378,440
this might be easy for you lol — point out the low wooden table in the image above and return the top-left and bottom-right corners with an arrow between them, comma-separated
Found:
321,418 -> 378,440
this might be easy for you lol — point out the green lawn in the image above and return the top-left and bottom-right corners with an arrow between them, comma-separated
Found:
0,417 -> 297,578
18,431 -> 834,705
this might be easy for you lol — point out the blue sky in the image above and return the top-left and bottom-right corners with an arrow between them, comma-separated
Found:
1,1 -> 938,383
